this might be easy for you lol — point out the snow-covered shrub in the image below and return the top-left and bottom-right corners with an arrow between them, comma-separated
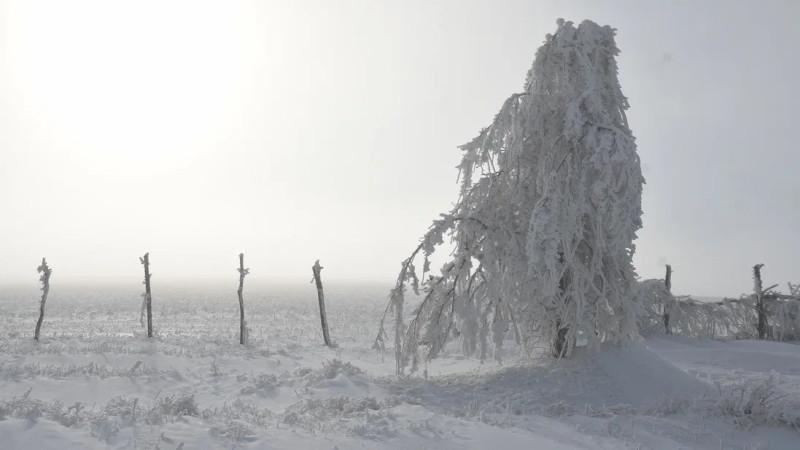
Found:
644,395 -> 690,417
698,376 -> 800,430
672,296 -> 757,338
90,416 -> 122,444
209,420 -> 258,443
307,359 -> 363,383
201,398 -> 274,429
146,393 -> 199,424
347,409 -> 399,440
377,19 -> 644,373
0,389 -> 41,421
102,396 -> 139,424
240,373 -> 279,396
769,295 -> 800,341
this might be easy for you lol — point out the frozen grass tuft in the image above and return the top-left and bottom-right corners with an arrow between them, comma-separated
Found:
239,373 -> 279,397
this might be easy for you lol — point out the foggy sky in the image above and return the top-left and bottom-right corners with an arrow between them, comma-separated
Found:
1,0 -> 798,297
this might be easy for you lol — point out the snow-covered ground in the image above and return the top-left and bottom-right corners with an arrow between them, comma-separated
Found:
1,284 -> 798,449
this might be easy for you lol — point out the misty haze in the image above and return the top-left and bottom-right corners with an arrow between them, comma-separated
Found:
1,1 -> 799,449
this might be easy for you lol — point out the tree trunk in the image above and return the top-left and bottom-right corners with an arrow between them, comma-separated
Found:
553,321 -> 569,358
140,253 -> 153,338
664,264 -> 672,335
552,252 -> 571,357
237,253 -> 248,345
34,258 -> 52,342
753,263 -> 766,339
312,260 -> 332,347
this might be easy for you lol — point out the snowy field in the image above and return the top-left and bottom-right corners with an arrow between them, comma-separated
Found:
1,284 -> 799,449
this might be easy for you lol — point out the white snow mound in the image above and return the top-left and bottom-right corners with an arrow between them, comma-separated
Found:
574,343 -> 711,408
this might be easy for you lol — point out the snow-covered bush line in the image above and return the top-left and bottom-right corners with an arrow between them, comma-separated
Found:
0,367 -> 412,444
0,335 -> 286,360
389,372 -> 800,434
636,279 -> 800,341
637,293 -> 757,339
669,296 -> 797,340
0,360 -> 158,380
281,396 -> 401,437
237,359 -> 366,398
0,390 -> 333,445
0,391 -> 200,443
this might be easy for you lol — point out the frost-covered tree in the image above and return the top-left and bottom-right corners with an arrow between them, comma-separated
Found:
376,19 -> 643,374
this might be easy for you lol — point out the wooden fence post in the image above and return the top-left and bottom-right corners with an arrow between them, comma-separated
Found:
140,253 -> 153,338
237,253 -> 249,345
34,258 -> 52,341
311,260 -> 332,347
664,264 -> 672,335
753,263 -> 766,339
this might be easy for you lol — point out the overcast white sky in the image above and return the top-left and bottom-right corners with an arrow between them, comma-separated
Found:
1,0 -> 798,296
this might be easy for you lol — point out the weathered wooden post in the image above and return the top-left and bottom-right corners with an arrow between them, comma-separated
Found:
140,253 -> 153,338
664,264 -> 672,335
34,258 -> 52,341
237,253 -> 249,345
311,260 -> 332,347
753,263 -> 766,339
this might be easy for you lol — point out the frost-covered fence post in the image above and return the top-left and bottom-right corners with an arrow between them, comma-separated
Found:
237,253 -> 249,345
753,263 -> 766,339
311,260 -> 332,347
664,264 -> 672,335
34,258 -> 52,342
140,252 -> 153,338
